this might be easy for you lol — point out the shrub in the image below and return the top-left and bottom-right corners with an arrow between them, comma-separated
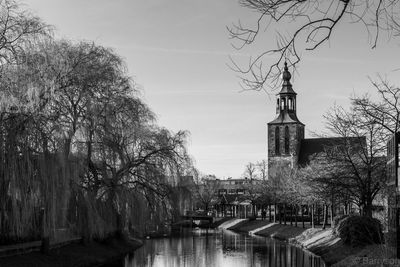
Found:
334,215 -> 383,247
333,214 -> 349,228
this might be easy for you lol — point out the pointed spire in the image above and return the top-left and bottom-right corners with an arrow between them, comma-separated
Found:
282,61 -> 292,85
279,61 -> 295,94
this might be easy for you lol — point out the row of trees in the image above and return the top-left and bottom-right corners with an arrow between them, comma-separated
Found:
239,80 -> 400,224
190,78 -> 399,226
0,0 -> 193,244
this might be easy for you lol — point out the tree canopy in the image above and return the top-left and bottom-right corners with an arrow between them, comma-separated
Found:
0,1 -> 194,243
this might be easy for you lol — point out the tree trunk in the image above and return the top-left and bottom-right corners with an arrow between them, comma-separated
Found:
322,204 -> 327,229
64,137 -> 72,158
274,203 -> 277,223
363,197 -> 373,218
311,204 -> 315,228
295,205 -> 298,227
283,203 -> 287,225
330,204 -> 334,227
279,204 -> 282,224
290,205 -> 293,226
40,208 -> 49,254
269,204 -> 272,221
301,205 -> 305,228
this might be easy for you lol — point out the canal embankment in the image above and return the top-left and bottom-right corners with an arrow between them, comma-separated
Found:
223,218 -> 371,266
0,236 -> 143,267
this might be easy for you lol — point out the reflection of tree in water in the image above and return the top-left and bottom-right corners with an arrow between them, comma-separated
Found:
128,230 -> 326,267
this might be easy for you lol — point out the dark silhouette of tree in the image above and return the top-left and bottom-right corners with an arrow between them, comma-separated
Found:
352,78 -> 400,136
229,0 -> 400,91
321,105 -> 387,217
0,6 -> 194,241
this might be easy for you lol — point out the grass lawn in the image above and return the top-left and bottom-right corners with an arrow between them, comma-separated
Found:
228,219 -> 270,232
256,223 -> 308,240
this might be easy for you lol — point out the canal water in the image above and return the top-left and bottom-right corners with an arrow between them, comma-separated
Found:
115,228 -> 325,267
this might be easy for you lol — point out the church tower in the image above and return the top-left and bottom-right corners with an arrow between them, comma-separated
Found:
267,62 -> 305,175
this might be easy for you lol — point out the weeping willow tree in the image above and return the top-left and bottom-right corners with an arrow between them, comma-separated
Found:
0,2 -> 193,244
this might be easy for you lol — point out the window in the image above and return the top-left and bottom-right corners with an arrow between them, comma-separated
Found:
285,126 -> 290,154
288,98 -> 292,110
275,127 -> 280,155
281,99 -> 286,110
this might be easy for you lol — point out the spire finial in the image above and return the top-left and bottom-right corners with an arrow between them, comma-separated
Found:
282,61 -> 291,82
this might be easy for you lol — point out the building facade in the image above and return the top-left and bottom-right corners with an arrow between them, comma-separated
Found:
267,62 -> 304,176
387,132 -> 400,257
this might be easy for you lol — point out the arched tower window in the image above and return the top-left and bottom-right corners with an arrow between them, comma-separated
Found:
275,127 -> 280,155
285,126 -> 290,154
288,98 -> 293,110
276,98 -> 280,113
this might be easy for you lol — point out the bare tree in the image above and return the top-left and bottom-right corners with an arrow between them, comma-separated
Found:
243,162 -> 257,179
257,159 -> 268,180
352,78 -> 400,136
0,0 -> 50,65
322,104 -> 387,217
229,0 -> 400,91
242,179 -> 262,217
193,175 -> 220,212
0,36 -> 193,241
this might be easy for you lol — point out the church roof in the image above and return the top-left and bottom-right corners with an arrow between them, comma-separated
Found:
298,136 -> 365,166
279,85 -> 297,94
268,112 -> 304,125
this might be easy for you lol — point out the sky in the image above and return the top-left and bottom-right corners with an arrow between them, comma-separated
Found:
27,0 -> 400,178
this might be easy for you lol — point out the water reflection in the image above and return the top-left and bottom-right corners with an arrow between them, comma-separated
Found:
123,229 -> 325,267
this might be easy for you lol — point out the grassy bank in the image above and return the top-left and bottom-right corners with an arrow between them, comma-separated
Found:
0,237 -> 142,267
226,219 -> 369,266
228,219 -> 308,240
257,223 -> 307,240
291,228 -> 363,266
332,244 -> 396,267
227,219 -> 267,233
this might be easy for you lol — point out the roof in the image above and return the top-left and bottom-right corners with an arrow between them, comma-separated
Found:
268,111 -> 304,125
298,136 -> 366,166
279,83 -> 296,95
219,194 -> 240,204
